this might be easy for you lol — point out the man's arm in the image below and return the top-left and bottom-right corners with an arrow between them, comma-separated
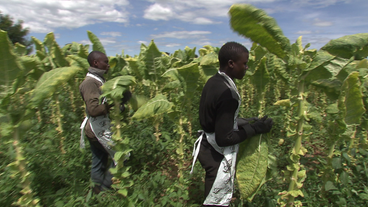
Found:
80,80 -> 109,117
214,98 -> 248,147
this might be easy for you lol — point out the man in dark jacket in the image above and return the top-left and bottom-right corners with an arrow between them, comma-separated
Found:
79,51 -> 114,194
191,42 -> 273,206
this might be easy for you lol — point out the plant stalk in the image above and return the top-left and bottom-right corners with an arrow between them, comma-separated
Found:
286,80 -> 305,207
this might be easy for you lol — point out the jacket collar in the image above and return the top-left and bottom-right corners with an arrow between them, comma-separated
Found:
88,67 -> 106,82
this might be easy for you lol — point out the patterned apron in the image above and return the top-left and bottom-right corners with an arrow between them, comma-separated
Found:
80,73 -> 116,164
191,71 -> 241,206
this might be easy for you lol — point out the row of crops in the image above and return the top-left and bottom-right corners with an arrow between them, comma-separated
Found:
1,4 -> 368,207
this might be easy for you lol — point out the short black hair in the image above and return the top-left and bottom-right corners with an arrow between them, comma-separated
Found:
87,51 -> 105,66
218,42 -> 249,68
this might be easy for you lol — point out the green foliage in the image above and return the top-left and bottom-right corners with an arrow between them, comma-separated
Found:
339,72 -> 365,125
0,5 -> 368,207
87,30 -> 106,54
0,30 -> 22,89
101,75 -> 136,101
236,134 -> 268,201
132,94 -> 173,120
229,4 -> 291,59
28,66 -> 83,108
321,33 -> 368,60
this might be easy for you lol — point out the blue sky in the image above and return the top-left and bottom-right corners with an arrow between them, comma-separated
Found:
1,0 -> 367,57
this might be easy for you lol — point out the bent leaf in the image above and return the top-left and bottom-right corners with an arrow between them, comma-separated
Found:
101,75 -> 136,100
252,57 -> 270,94
132,94 -> 173,120
176,63 -> 200,99
29,66 -> 83,107
140,40 -> 162,78
321,33 -> 368,60
339,72 -> 365,125
229,4 -> 290,59
0,30 -> 23,88
87,31 -> 106,54
236,134 -> 268,201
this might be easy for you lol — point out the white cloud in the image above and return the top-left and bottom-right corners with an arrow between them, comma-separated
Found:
79,37 -> 117,46
143,0 -> 276,24
0,0 -> 130,33
194,17 -> 218,25
151,31 -> 211,39
101,32 -> 122,37
190,40 -> 212,46
296,30 -> 312,34
143,3 -> 173,21
165,43 -> 181,47
291,0 -> 350,8
138,40 -> 148,45
313,18 -> 333,27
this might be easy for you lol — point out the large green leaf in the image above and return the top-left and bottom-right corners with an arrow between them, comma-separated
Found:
305,54 -> 353,84
0,30 -> 23,88
13,56 -> 42,91
28,66 -> 83,108
176,63 -> 200,101
126,57 -> 144,81
306,50 -> 335,72
101,75 -> 136,100
14,43 -> 26,56
52,40 -> 69,67
66,55 -> 89,71
229,4 -> 290,59
199,52 -> 218,80
311,79 -> 342,100
236,134 -> 268,201
129,94 -> 149,111
110,56 -> 127,72
140,40 -> 162,79
252,57 -> 270,94
78,44 -> 89,58
132,94 -> 173,120
43,33 -> 55,53
32,36 -> 45,53
339,72 -> 365,125
184,46 -> 196,61
87,31 -> 106,54
321,33 -> 368,60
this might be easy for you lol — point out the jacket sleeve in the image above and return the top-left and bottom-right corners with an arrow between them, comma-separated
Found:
214,98 -> 249,147
80,80 -> 109,117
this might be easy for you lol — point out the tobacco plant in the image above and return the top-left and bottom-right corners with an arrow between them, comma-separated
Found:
1,6 -> 368,206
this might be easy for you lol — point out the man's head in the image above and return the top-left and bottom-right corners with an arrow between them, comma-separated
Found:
218,42 -> 249,80
87,51 -> 109,73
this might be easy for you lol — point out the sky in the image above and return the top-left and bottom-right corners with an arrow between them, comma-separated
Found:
0,0 -> 367,57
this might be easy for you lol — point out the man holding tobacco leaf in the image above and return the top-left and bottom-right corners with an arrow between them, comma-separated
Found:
79,51 -> 131,194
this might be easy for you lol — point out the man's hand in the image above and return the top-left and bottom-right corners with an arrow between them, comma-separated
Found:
118,91 -> 132,113
236,117 -> 259,126
251,115 -> 273,134
121,91 -> 132,104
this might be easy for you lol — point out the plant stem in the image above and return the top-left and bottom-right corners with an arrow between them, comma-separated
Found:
12,126 -> 40,206
54,94 -> 66,154
177,117 -> 185,182
286,80 -> 305,207
114,99 -> 121,139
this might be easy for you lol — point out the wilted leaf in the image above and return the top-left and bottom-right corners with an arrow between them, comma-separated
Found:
229,4 -> 290,59
132,94 -> 173,120
236,134 -> 268,201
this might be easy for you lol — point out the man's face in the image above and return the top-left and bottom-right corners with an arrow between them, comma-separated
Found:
228,52 -> 249,80
94,54 -> 110,73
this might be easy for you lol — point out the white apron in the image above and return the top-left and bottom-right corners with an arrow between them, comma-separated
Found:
191,71 -> 241,206
80,73 -> 116,164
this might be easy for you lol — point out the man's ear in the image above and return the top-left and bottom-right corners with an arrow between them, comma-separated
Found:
92,59 -> 98,67
228,60 -> 234,69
